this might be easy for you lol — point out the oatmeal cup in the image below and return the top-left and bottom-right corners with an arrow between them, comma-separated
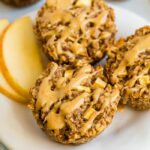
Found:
106,26 -> 150,110
29,62 -> 120,144
35,0 -> 116,67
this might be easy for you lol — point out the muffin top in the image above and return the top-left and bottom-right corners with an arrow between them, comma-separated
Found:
36,0 -> 116,66
106,26 -> 150,84
30,62 -> 120,144
106,26 -> 150,110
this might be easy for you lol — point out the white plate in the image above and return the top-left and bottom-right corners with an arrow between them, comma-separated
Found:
0,5 -> 150,150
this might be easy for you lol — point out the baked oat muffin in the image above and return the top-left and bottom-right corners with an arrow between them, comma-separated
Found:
1,0 -> 39,7
35,0 -> 116,67
29,62 -> 120,144
106,26 -> 150,110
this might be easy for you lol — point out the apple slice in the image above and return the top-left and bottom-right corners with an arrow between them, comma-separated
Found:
0,74 -> 28,103
0,17 -> 44,99
0,19 -> 28,103
0,19 -> 9,34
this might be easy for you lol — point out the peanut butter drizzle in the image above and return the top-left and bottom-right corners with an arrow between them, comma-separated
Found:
76,0 -> 92,6
113,34 -> 150,78
36,63 -> 58,112
81,110 -> 98,134
46,111 -> 65,130
57,65 -> 92,98
42,10 -> 72,25
126,63 -> 150,87
46,93 -> 89,130
80,88 -> 104,134
81,88 -> 119,133
47,0 -> 74,9
37,65 -> 94,130
61,93 -> 89,114
44,0 -> 108,56
93,88 -> 104,104
37,63 -> 119,131
89,11 -> 108,37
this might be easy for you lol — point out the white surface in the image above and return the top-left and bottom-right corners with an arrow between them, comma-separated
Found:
107,0 -> 150,21
0,6 -> 150,150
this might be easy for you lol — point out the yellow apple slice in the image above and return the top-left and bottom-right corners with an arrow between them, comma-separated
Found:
0,19 -> 28,103
0,74 -> 28,103
0,19 -> 9,34
0,17 -> 44,99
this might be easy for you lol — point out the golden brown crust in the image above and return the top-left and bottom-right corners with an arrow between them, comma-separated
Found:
1,0 -> 39,7
106,26 -> 150,110
35,0 -> 116,67
29,62 -> 120,144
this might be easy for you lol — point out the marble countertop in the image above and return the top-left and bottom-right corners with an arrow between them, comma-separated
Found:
0,0 -> 150,21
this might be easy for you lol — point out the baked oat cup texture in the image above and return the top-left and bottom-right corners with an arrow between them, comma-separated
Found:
35,0 -> 116,67
30,62 -> 120,144
106,26 -> 150,110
